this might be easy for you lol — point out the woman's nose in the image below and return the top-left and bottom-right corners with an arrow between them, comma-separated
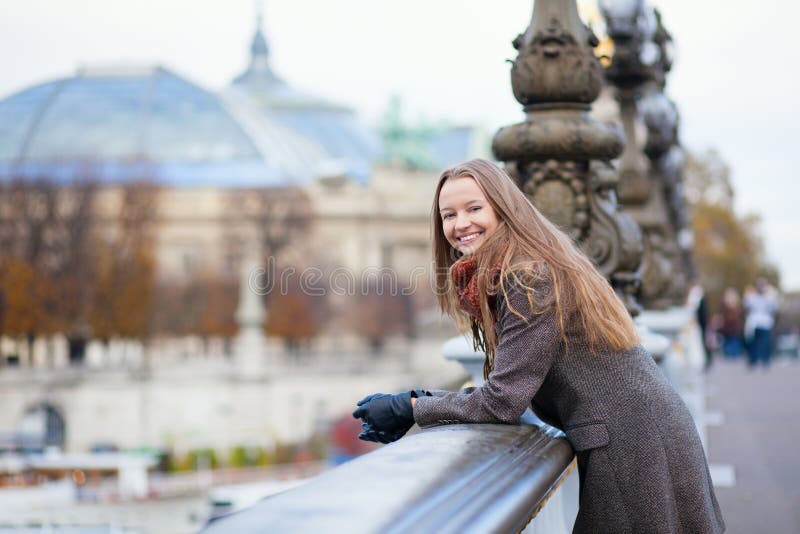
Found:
454,212 -> 471,230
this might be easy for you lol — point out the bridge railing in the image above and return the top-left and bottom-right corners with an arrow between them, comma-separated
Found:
201,303 -> 705,533
202,414 -> 577,534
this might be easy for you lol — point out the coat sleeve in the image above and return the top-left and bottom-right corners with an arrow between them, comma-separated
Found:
426,387 -> 476,398
413,279 -> 561,427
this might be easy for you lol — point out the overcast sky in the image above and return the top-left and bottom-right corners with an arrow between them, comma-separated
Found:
2,0 -> 799,289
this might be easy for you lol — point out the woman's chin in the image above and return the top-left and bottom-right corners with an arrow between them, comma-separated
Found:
458,242 -> 483,256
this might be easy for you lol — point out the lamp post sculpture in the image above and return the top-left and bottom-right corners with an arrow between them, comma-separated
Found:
641,9 -> 695,301
599,0 -> 691,309
492,0 -> 644,316
600,1 -> 707,440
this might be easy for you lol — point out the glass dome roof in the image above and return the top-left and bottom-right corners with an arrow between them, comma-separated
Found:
0,66 -> 301,186
0,18 -> 381,187
228,18 -> 381,184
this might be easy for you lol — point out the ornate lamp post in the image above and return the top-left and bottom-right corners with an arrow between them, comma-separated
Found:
599,0 -> 691,308
599,2 -> 706,431
492,0 -> 643,315
642,9 -> 695,299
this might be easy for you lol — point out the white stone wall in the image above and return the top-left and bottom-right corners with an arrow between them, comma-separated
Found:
0,336 -> 465,455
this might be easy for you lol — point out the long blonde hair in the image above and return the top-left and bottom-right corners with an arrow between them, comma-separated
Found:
432,159 -> 638,376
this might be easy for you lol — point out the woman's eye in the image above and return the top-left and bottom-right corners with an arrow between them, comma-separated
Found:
470,206 -> 482,212
442,213 -> 454,220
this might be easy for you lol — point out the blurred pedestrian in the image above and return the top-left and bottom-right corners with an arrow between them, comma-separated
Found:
689,282 -> 713,369
720,287 -> 745,358
744,278 -> 779,368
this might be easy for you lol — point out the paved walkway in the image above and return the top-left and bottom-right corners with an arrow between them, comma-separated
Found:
706,355 -> 800,534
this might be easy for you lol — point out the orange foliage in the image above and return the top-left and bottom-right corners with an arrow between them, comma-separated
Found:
0,179 -> 158,343
691,204 -> 776,313
90,243 -> 156,340
0,259 -> 42,335
150,276 -> 238,339
344,290 -> 414,349
198,277 -> 238,339
265,281 -> 323,342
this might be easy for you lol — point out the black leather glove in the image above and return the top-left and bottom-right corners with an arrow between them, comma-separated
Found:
357,422 -> 405,444
352,390 -> 429,443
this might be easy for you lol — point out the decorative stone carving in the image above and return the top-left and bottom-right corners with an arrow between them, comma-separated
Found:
615,96 -> 650,204
510,18 -> 603,106
600,1 -> 692,308
492,0 -> 644,315
493,115 -> 624,162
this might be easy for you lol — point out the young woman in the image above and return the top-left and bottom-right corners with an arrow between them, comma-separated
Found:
352,159 -> 724,533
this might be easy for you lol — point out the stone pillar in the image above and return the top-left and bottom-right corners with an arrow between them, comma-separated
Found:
643,9 -> 695,299
600,0 -> 690,309
601,2 -> 706,437
234,255 -> 269,378
492,0 -> 643,316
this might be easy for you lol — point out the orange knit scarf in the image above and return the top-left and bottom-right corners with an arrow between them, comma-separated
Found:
452,257 -> 504,320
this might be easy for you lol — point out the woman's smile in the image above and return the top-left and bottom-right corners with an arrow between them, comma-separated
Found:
438,177 -> 499,255
457,231 -> 482,244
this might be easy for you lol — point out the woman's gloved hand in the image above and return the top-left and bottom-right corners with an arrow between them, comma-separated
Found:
357,422 -> 405,444
352,390 -> 429,443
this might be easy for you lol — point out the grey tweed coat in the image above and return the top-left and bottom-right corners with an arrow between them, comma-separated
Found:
414,280 -> 725,533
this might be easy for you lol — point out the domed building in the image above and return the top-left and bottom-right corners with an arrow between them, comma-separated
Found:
0,16 -> 459,282
0,14 -> 379,188
0,65 -> 280,186
225,14 -> 381,185
0,13 -> 481,462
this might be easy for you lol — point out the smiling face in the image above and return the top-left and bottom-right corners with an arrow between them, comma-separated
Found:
438,176 -> 500,256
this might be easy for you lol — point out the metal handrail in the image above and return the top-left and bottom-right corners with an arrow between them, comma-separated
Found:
202,420 -> 574,533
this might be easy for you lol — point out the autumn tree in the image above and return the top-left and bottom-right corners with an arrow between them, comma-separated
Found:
223,187 -> 315,344
90,182 -> 159,342
683,150 -> 735,209
685,150 -> 779,313
147,187 -> 314,349
0,178 -> 62,347
264,267 -> 326,352
49,180 -> 98,354
197,276 -> 239,341
0,259 -> 44,361
343,280 -> 415,353
237,187 -> 313,264
148,273 -> 238,357
150,281 -> 199,338
0,176 -> 159,364
0,177 -> 98,361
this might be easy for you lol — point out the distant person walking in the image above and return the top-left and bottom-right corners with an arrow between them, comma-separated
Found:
689,282 -> 713,369
720,288 -> 745,358
744,278 -> 779,368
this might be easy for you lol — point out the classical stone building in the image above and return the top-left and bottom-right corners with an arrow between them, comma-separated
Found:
0,17 -> 481,284
0,16 -> 480,455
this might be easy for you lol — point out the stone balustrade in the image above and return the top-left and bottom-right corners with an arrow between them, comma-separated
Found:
202,417 -> 576,533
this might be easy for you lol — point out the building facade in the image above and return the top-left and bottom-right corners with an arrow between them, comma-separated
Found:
0,15 -> 478,455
